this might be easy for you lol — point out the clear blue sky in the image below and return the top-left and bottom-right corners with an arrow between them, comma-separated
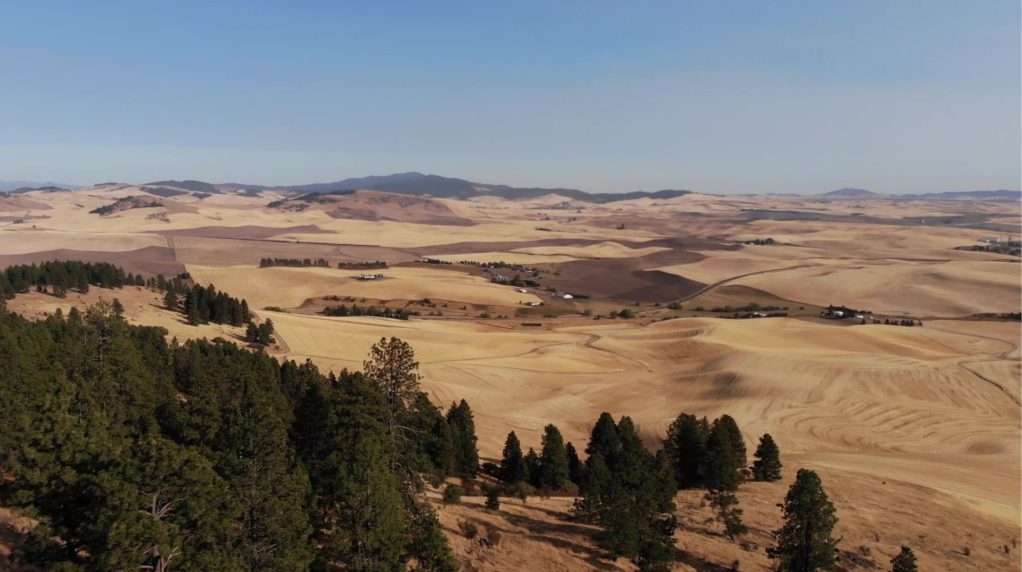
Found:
1,1 -> 1018,194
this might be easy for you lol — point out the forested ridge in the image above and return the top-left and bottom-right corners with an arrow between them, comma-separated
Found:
0,260 -> 146,299
0,305 -> 466,570
0,260 -> 250,327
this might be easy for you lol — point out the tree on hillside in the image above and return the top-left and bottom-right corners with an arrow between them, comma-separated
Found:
701,419 -> 741,491
538,424 -> 570,490
664,413 -> 709,488
752,433 -> 783,481
421,403 -> 455,479
446,399 -> 479,478
500,431 -> 528,484
524,447 -> 541,488
363,337 -> 423,472
586,412 -> 622,461
406,504 -> 458,572
576,414 -> 678,569
565,441 -> 584,486
705,489 -> 747,540
768,469 -> 840,572
890,546 -> 918,572
293,375 -> 408,571
715,414 -> 747,468
218,372 -> 314,571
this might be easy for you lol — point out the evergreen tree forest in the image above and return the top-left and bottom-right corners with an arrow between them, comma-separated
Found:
259,257 -> 330,268
0,260 -> 145,299
321,304 -> 412,320
0,307 -> 463,571
172,284 -> 250,326
0,260 -> 249,327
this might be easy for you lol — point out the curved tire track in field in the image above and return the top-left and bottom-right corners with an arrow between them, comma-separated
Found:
675,262 -> 826,303
953,333 -> 1020,407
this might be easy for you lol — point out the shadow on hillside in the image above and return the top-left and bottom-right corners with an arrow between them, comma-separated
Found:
676,547 -> 737,571
475,509 -> 622,571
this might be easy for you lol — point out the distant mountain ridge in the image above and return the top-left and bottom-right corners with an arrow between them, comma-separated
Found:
818,188 -> 1020,201
232,172 -> 690,203
821,188 -> 879,199
0,181 -> 76,192
897,189 -> 1021,201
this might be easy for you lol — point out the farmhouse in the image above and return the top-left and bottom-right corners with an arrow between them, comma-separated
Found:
357,273 -> 384,281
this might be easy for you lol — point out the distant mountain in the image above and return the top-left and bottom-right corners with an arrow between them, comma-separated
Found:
820,188 -> 881,199
144,180 -> 220,194
271,172 -> 691,203
7,185 -> 71,194
897,189 -> 1021,202
0,181 -> 75,192
818,187 -> 1020,202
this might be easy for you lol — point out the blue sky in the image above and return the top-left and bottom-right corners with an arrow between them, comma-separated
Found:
0,1 -> 1018,193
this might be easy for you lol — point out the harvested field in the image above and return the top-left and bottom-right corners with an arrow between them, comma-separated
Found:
0,246 -> 183,277
264,310 -> 1020,524
156,224 -> 330,239
185,264 -> 542,309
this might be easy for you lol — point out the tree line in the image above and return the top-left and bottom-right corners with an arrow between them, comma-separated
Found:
321,304 -> 414,320
245,318 -> 275,345
259,258 -> 330,268
338,261 -> 388,270
0,307 -> 469,571
0,260 -> 146,299
1,260 -> 251,329
164,283 -> 250,326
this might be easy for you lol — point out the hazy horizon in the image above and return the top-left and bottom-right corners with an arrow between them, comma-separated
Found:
1,1 -> 1019,194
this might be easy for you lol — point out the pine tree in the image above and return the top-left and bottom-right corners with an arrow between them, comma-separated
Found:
406,505 -> 458,572
890,546 -> 917,572
701,419 -> 740,491
297,376 -> 408,572
423,409 -> 455,479
500,431 -> 528,484
524,447 -> 541,488
664,413 -> 709,488
752,433 -> 782,481
216,369 -> 313,571
715,414 -> 747,468
616,417 -> 677,564
586,412 -> 622,461
363,337 -> 423,473
565,441 -> 584,486
446,399 -> 479,478
768,469 -> 840,572
538,423 -> 570,490
705,489 -> 747,540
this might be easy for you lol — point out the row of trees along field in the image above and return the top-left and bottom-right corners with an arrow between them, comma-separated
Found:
0,308 -> 473,571
259,258 -> 330,268
163,283 -> 250,326
321,304 -> 413,320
